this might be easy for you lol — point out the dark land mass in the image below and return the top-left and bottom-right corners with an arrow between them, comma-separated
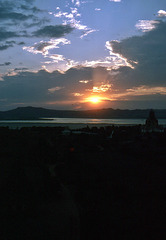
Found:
0,125 -> 166,239
1,106 -> 166,119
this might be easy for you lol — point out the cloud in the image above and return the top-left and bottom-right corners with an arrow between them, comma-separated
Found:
135,20 -> 159,32
6,40 -> 16,44
14,67 -> 29,71
2,46 -> 166,109
53,6 -> 96,39
25,35 -> 137,73
108,20 -> 166,95
0,62 -> 11,66
67,40 -> 132,70
48,86 -> 64,93
0,1 -> 34,21
0,43 -> 13,50
126,86 -> 166,96
73,92 -> 84,96
23,18 -> 50,28
18,41 -> 25,45
105,41 -> 135,69
157,10 -> 166,18
81,58 -> 118,68
0,67 -> 94,109
109,0 -> 121,2
48,54 -> 65,62
0,0 -> 55,38
92,84 -> 112,93
0,0 -> 50,43
20,5 -> 43,13
110,21 -> 166,65
0,11 -> 33,21
33,25 -> 74,38
111,86 -> 166,100
0,28 -> 18,41
72,0 -> 81,7
79,80 -> 90,83
80,29 -> 97,39
23,38 -> 71,56
54,7 -> 81,20
23,0 -> 35,3
23,38 -> 71,68
0,1 -> 15,11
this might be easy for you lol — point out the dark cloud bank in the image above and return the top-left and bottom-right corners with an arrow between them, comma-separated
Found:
0,68 -> 93,110
0,0 -> 74,45
110,21 -> 166,89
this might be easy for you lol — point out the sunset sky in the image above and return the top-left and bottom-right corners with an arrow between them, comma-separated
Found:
0,0 -> 166,110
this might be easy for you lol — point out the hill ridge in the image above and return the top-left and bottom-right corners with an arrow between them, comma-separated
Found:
0,106 -> 166,120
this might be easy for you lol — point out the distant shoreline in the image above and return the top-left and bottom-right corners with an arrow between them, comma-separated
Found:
0,118 -> 166,129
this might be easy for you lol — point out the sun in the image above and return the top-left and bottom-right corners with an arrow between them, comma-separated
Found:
90,97 -> 100,103
87,96 -> 101,104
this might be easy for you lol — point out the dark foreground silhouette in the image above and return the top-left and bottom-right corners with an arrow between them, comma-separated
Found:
0,125 -> 165,239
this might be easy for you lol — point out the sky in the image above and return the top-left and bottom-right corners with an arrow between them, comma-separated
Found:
0,0 -> 166,110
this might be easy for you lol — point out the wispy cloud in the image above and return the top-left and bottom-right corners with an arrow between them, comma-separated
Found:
48,86 -> 64,93
109,0 -> 121,2
71,0 -> 81,7
113,86 -> 166,100
135,20 -> 159,32
23,38 -> 72,70
48,54 -> 65,62
53,5 -> 96,39
80,29 -> 97,39
79,80 -> 90,83
23,38 -> 71,56
81,59 -> 115,68
73,92 -> 84,96
126,86 -> 166,96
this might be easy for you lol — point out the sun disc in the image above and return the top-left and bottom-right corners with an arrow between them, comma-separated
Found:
89,97 -> 100,104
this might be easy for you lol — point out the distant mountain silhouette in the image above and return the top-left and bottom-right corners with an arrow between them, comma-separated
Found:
0,106 -> 166,120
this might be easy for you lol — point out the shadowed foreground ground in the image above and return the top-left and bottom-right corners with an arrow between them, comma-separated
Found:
0,126 -> 165,239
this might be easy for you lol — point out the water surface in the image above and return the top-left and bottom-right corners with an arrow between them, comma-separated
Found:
0,118 -> 166,129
